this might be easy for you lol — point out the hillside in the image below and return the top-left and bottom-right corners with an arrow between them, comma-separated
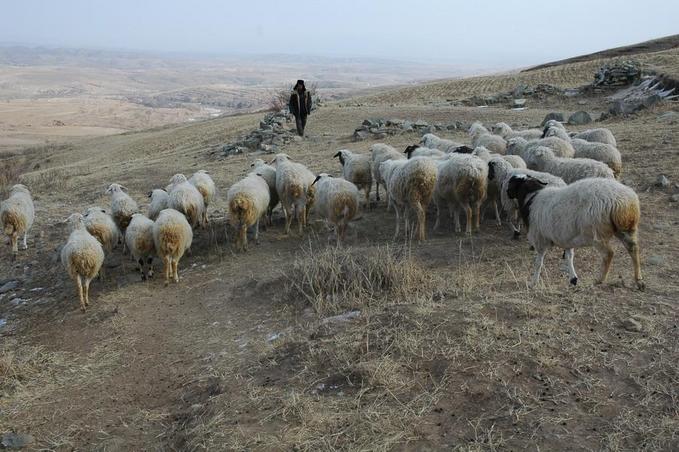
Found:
1,43 -> 678,450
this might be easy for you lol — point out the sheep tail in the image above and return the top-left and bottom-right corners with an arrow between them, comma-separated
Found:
229,193 -> 254,225
2,212 -> 16,235
610,198 -> 640,235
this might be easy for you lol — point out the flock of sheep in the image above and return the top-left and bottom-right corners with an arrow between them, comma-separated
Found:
0,118 -> 644,311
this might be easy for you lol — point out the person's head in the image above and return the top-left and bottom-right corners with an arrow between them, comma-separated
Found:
294,79 -> 305,92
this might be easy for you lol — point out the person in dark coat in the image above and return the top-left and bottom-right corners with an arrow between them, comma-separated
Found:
289,80 -> 312,136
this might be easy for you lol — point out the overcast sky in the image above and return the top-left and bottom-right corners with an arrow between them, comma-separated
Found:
2,0 -> 678,66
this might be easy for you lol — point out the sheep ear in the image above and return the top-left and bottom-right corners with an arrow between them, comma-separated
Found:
147,191 -> 153,198
332,152 -> 341,159
120,185 -> 128,192
311,175 -> 321,186
535,179 -> 548,186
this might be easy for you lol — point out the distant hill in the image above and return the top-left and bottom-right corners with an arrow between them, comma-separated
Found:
523,34 -> 679,72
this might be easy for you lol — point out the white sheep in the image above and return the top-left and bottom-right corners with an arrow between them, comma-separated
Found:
570,139 -> 623,177
506,136 -> 575,167
370,143 -> 405,207
333,149 -> 373,206
152,208 -> 193,286
403,145 -> 446,160
189,170 -> 216,226
166,174 -> 205,229
311,173 -> 360,243
488,157 -> 566,237
1,184 -> 34,259
270,153 -> 316,235
250,158 -> 279,225
434,153 -> 488,234
571,128 -> 617,147
469,122 -> 507,154
506,175 -> 643,289
227,172 -> 270,251
105,183 -> 138,232
125,213 -> 156,281
61,213 -> 105,311
455,145 -> 527,169
381,157 -> 437,241
147,189 -> 169,221
529,147 -> 614,184
492,122 -> 543,141
420,133 -> 464,152
83,207 -> 120,252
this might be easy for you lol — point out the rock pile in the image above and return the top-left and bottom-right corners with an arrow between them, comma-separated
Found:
217,111 -> 296,157
462,83 -> 565,107
593,60 -> 641,87
352,118 -> 468,141
605,76 -> 678,117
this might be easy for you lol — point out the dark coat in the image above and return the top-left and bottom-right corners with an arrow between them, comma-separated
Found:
289,90 -> 312,118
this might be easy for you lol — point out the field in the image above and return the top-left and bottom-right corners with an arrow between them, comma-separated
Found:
1,44 -> 678,450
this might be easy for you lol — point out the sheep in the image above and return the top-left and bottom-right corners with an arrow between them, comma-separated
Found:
469,122 -> 507,154
270,153 -> 315,235
433,154 -> 488,234
83,207 -> 120,252
125,213 -> 156,281
1,184 -> 34,259
166,174 -> 205,229
420,133 -> 464,152
403,145 -> 446,160
189,170 -> 216,226
105,183 -> 138,232
250,158 -> 279,225
571,128 -> 617,147
147,189 -> 169,221
370,143 -> 405,206
506,136 -> 575,167
381,157 -> 437,241
311,173 -> 360,243
544,126 -> 622,176
152,208 -> 193,286
488,157 -> 566,237
492,122 -> 543,140
61,213 -> 105,311
227,172 -> 270,251
570,139 -> 623,177
333,149 -> 372,206
529,147 -> 615,184
506,175 -> 643,289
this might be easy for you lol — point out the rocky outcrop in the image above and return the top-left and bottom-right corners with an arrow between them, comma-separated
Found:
352,118 -> 468,141
215,111 -> 296,157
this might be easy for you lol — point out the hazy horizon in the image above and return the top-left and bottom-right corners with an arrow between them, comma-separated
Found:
2,0 -> 678,68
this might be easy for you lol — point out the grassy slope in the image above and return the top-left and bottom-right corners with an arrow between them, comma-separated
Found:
1,46 -> 678,450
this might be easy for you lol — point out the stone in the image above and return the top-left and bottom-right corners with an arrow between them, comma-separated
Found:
647,255 -> 663,266
656,175 -> 670,188
621,318 -> 642,332
353,130 -> 370,141
670,194 -> 679,203
541,112 -> 565,126
568,111 -> 592,125
1,432 -> 35,449
512,98 -> 526,108
0,280 -> 19,294
413,120 -> 429,128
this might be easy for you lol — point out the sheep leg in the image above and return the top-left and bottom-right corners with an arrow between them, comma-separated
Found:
147,257 -> 154,279
617,232 -> 644,289
254,219 -> 260,245
474,202 -> 482,232
365,186 -> 371,210
138,258 -> 146,281
282,203 -> 292,235
564,249 -> 578,286
414,201 -> 426,241
298,205 -> 306,235
433,201 -> 442,232
453,206 -> 461,234
172,258 -> 179,283
393,206 -> 402,241
76,275 -> 85,311
593,240 -> 614,285
10,233 -> 18,259
493,201 -> 502,227
21,232 -> 28,250
83,278 -> 91,307
163,255 -> 171,286
376,182 -> 381,202
463,203 -> 473,234
238,224 -> 247,252
530,248 -> 547,288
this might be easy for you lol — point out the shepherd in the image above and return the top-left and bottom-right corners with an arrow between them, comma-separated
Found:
289,79 -> 312,137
